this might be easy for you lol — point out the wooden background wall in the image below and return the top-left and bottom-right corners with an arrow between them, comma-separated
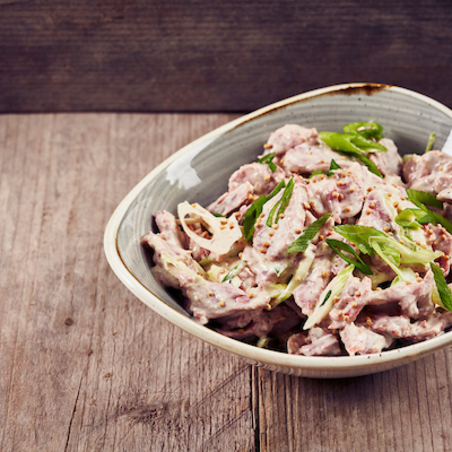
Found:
1,0 -> 451,113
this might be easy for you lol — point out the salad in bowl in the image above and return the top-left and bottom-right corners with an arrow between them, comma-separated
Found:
141,120 -> 452,358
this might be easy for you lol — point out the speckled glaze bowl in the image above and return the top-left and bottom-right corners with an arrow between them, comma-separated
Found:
104,83 -> 452,378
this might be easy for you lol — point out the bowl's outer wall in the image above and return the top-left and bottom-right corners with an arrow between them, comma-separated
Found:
113,86 -> 452,377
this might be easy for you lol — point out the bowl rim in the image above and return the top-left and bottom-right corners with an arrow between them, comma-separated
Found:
104,82 -> 452,374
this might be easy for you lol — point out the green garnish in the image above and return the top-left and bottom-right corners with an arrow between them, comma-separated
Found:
212,213 -> 225,217
343,122 -> 383,140
309,159 -> 342,179
326,238 -> 373,275
266,178 -> 294,227
309,170 -> 324,179
425,133 -> 436,153
406,189 -> 452,234
334,224 -> 442,280
221,261 -> 247,283
329,159 -> 342,171
332,224 -> 384,255
319,131 -> 387,156
304,265 -> 355,330
257,337 -> 271,348
320,290 -> 332,307
430,263 -> 452,312
402,154 -> 415,164
395,208 -> 425,229
406,189 -> 443,209
258,153 -> 277,172
287,213 -> 332,253
243,180 -> 285,241
319,122 -> 386,177
352,153 -> 383,178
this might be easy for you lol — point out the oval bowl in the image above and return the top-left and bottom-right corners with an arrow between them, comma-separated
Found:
104,83 -> 452,378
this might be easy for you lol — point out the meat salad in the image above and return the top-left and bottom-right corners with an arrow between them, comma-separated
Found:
141,122 -> 452,357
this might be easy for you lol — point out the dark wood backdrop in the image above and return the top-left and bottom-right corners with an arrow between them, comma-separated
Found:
1,0 -> 452,113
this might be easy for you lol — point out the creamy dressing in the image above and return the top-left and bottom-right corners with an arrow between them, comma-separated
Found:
142,123 -> 452,356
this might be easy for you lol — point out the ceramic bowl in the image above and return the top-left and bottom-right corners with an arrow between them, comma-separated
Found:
104,83 -> 452,378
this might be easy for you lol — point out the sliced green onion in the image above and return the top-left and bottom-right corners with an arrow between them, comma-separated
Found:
406,189 -> 452,234
353,153 -> 383,178
257,337 -> 271,348
406,189 -> 443,209
266,178 -> 294,227
343,122 -> 383,140
394,208 -> 425,228
277,178 -> 294,218
243,195 -> 268,241
333,224 -> 385,255
287,213 -> 332,254
320,290 -> 332,307
430,262 -> 452,312
402,153 -> 415,164
319,131 -> 387,156
212,213 -> 225,217
221,260 -> 247,282
326,238 -> 373,275
309,160 -> 342,179
334,224 -> 441,270
425,133 -> 436,153
243,180 -> 285,241
309,170 -> 324,179
258,152 -> 277,172
304,264 -> 355,330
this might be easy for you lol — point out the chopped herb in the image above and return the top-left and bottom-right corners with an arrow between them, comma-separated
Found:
326,238 -> 373,275
309,160 -> 342,179
430,262 -> 452,312
258,152 -> 277,172
212,213 -> 225,217
242,180 -> 285,241
425,133 -> 436,153
287,213 -> 332,253
329,159 -> 342,171
266,178 -> 294,227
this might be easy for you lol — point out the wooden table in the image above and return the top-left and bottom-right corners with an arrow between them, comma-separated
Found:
2,113 -> 452,451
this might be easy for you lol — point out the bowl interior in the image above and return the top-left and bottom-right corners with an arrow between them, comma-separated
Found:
114,85 -> 452,373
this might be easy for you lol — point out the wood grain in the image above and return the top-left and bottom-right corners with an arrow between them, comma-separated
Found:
2,112 -> 452,451
255,351 -> 452,452
0,112 -> 257,451
1,1 -> 452,113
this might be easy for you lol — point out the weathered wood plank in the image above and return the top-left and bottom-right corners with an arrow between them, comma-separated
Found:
0,112 -> 256,451
256,348 -> 452,451
3,111 -> 452,451
0,1 -> 452,112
